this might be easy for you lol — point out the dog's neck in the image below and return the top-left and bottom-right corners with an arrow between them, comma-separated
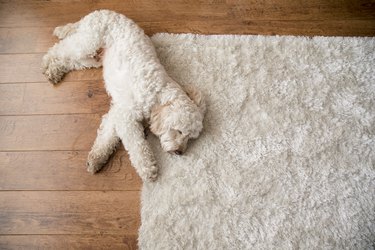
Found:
157,79 -> 189,105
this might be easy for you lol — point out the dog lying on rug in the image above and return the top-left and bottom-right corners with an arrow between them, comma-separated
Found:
42,10 -> 206,182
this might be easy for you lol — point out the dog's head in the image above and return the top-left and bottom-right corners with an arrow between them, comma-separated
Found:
150,85 -> 206,155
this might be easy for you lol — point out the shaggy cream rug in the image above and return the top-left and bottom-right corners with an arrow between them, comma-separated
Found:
139,34 -> 375,249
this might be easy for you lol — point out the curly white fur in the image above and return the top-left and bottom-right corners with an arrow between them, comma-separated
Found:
42,10 -> 206,182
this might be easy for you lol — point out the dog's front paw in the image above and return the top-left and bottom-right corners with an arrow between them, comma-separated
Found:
142,165 -> 159,182
86,161 -> 102,174
86,153 -> 106,174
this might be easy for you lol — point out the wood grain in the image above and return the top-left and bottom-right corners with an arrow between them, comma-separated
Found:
141,19 -> 375,36
0,114 -> 101,151
0,150 -> 142,191
0,54 -> 102,83
1,18 -> 375,54
0,235 -> 137,250
0,0 -> 374,28
0,27 -> 56,54
0,191 -> 140,234
0,81 -> 110,115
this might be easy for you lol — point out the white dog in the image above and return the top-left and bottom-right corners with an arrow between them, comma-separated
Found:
42,10 -> 206,182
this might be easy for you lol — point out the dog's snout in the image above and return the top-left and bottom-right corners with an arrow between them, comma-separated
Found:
168,150 -> 183,155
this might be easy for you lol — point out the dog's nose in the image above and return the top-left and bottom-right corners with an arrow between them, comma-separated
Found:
174,150 -> 183,155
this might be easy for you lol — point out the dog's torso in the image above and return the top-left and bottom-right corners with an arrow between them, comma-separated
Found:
79,10 -> 183,121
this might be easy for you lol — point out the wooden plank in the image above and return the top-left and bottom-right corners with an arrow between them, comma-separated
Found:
0,235 -> 137,250
225,0 -> 375,21
0,150 -> 142,191
0,0 -> 374,28
0,81 -> 110,115
0,191 -> 140,234
0,1 -> 226,27
142,19 -> 375,36
1,19 -> 375,54
0,27 -> 56,54
0,54 -> 102,83
0,114 -> 100,151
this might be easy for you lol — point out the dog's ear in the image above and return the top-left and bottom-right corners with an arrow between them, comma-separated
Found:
184,85 -> 206,114
150,105 -> 163,135
150,103 -> 169,135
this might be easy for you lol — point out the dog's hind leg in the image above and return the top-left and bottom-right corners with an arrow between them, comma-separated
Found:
87,108 -> 120,174
42,28 -> 104,84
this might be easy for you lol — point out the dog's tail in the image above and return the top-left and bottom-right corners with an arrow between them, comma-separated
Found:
53,23 -> 78,40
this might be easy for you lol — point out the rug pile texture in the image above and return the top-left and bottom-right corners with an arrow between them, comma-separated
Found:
139,34 -> 375,249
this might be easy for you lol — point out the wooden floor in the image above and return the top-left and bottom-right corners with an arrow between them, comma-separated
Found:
0,1 -> 374,249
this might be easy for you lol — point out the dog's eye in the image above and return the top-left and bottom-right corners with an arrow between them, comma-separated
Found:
177,130 -> 182,135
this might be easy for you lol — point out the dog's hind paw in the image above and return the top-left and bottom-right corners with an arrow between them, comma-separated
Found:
41,54 -> 67,84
